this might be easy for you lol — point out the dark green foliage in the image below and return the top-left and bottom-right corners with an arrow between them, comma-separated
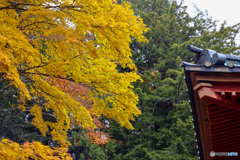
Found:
105,0 -> 240,159
0,78 -> 52,145
68,129 -> 119,160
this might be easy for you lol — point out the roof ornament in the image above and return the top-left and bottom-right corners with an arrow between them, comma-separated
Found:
181,45 -> 240,68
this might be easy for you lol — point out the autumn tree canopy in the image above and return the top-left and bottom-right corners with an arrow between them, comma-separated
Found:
0,0 -> 148,153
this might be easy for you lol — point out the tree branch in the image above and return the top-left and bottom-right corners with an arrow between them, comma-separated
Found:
0,3 -> 83,11
0,84 -> 12,93
18,63 -> 48,73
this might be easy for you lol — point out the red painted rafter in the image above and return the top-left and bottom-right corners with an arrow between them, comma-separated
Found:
211,128 -> 240,139
193,81 -> 240,159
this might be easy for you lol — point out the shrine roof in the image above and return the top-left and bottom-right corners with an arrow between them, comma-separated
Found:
182,46 -> 240,160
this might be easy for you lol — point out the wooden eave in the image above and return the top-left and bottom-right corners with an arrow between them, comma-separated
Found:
184,65 -> 240,160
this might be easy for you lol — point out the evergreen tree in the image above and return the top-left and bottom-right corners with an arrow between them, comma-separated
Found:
0,79 -> 52,144
68,128 -> 119,160
106,0 -> 240,159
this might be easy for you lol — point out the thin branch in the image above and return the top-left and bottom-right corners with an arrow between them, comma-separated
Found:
0,3 -> 83,11
71,0 -> 76,5
18,63 -> 48,73
19,21 -> 58,30
0,5 -> 27,10
22,72 -> 71,81
25,109 -> 57,119
0,84 -> 12,92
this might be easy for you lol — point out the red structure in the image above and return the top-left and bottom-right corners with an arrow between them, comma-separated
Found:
183,46 -> 240,160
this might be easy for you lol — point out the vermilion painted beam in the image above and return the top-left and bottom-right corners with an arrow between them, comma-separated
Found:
194,84 -> 240,111
212,133 -> 240,144
209,116 -> 240,125
232,91 -> 236,101
213,145 -> 240,151
209,110 -> 239,119
212,140 -> 240,151
211,127 -> 240,138
221,91 -> 225,99
210,121 -> 240,132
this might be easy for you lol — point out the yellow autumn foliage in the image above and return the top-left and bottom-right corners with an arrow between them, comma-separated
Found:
0,139 -> 72,160
0,0 -> 148,151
